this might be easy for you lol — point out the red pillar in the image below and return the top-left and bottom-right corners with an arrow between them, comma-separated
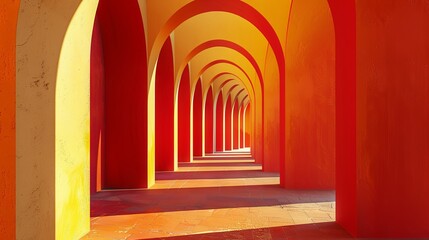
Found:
233,100 -> 239,149
327,0 -> 357,236
205,87 -> 214,154
97,0 -> 148,189
224,96 -> 232,151
155,37 -> 175,171
245,103 -> 251,148
240,104 -> 245,149
193,80 -> 203,156
178,65 -> 191,162
90,15 -> 105,193
215,91 -> 224,152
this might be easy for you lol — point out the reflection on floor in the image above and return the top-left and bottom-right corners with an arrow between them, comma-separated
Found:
82,152 -> 351,240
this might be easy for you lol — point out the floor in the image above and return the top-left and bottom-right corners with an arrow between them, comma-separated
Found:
82,150 -> 352,240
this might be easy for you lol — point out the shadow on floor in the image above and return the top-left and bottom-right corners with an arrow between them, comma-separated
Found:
156,170 -> 279,180
179,161 -> 261,167
141,222 -> 352,240
91,185 -> 335,217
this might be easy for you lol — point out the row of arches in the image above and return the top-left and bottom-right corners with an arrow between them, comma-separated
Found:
1,0 -> 429,239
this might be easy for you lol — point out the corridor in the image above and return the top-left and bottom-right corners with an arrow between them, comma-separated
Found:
2,0 -> 429,239
82,151 -> 350,240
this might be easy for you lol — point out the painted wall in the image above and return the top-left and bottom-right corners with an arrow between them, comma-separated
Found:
178,65 -> 191,162
224,96 -> 232,150
205,87 -> 214,153
0,0 -> 19,238
215,91 -> 224,151
97,0 -> 149,188
263,47 -> 280,172
326,0 -> 357,235
245,104 -> 252,147
156,37 -> 175,171
356,0 -> 429,237
233,100 -> 239,149
193,80 -> 203,156
284,0 -> 336,189
240,104 -> 245,148
90,15 -> 105,193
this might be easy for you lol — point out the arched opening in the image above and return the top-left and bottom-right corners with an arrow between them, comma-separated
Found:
178,65 -> 191,162
204,86 -> 214,154
155,36 -> 175,171
193,79 -> 203,156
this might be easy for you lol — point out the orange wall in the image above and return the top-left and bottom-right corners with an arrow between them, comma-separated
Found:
0,1 -> 19,238
205,87 -> 214,153
356,0 -> 429,237
284,0 -> 335,189
224,96 -> 232,150
245,104 -> 252,147
263,47 -> 280,172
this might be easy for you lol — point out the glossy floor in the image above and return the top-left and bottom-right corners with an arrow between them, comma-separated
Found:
82,152 -> 351,239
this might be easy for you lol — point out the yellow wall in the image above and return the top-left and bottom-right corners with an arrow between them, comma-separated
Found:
55,0 -> 98,239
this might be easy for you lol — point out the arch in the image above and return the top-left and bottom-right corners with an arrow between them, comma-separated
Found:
205,86 -> 214,154
175,40 -> 264,94
155,36 -> 175,171
178,65 -> 191,162
193,79 -> 203,156
149,0 -> 285,166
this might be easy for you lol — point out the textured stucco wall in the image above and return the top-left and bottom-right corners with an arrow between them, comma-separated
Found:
0,1 -> 19,239
356,0 -> 429,237
284,0 -> 336,189
16,0 -> 98,239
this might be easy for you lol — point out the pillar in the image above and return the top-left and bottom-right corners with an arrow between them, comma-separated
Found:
224,95 -> 232,151
193,80 -> 203,156
155,37 -> 175,171
215,91 -> 224,152
178,65 -> 191,162
205,87 -> 214,154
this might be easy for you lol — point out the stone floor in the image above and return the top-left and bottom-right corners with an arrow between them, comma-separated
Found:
82,151 -> 352,239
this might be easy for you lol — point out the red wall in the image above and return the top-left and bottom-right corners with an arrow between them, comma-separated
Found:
244,104 -> 251,148
233,100 -> 239,149
0,0 -> 19,238
215,91 -> 224,152
355,0 -> 429,237
284,0 -> 336,189
326,0 -> 357,235
240,104 -> 245,148
95,0 -> 148,189
193,80 -> 203,156
90,15 -> 105,193
156,37 -> 175,171
178,65 -> 191,163
205,87 -> 214,154
224,96 -> 232,150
